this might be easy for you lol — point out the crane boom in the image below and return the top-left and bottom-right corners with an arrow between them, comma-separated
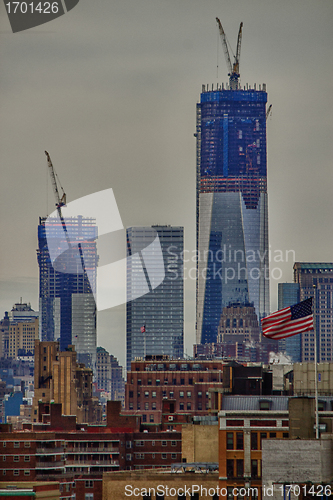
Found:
216,18 -> 243,90
216,17 -> 232,74
234,22 -> 243,75
45,151 -> 66,211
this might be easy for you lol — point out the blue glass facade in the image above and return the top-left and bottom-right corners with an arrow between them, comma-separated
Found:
196,86 -> 270,345
126,226 -> 184,371
37,216 -> 97,368
277,282 -> 301,362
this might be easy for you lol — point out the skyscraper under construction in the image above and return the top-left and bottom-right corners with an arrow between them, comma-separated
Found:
37,215 -> 97,369
196,20 -> 270,345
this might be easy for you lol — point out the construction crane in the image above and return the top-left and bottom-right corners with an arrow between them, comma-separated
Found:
45,151 -> 66,213
216,18 -> 243,90
45,151 -> 87,274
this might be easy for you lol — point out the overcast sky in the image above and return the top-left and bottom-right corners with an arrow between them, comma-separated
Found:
1,0 -> 332,368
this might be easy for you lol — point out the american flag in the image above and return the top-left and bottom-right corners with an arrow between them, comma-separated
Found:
261,297 -> 313,340
140,325 -> 146,333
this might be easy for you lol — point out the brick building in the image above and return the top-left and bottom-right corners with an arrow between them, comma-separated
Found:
0,401 -> 181,499
125,356 -> 226,427
218,396 -> 290,500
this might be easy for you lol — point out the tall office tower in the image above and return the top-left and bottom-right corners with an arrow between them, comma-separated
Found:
294,263 -> 333,362
196,80 -> 270,344
37,215 -> 97,369
277,283 -> 301,362
126,226 -> 184,371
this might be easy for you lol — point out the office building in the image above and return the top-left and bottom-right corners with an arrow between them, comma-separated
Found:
96,346 -> 125,401
196,80 -> 270,345
126,226 -> 184,371
293,263 -> 333,362
33,340 -> 101,424
37,215 -> 97,369
277,283 -> 301,361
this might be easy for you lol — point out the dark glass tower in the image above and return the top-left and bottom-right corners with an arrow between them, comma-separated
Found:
37,215 -> 97,368
126,226 -> 184,371
196,83 -> 270,345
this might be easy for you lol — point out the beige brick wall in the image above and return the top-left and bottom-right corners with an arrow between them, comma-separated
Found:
103,470 -> 219,500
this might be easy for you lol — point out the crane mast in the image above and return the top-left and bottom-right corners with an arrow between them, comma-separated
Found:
216,18 -> 243,90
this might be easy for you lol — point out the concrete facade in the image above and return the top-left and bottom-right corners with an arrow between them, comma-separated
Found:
262,438 -> 333,499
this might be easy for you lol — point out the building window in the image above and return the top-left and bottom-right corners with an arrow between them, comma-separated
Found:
129,391 -> 133,398
24,456 -> 30,462
180,378 -> 185,385
152,402 -> 156,410
24,442 -> 30,448
236,459 -> 244,477
148,379 -> 152,386
24,470 -> 30,476
270,432 -> 276,438
13,470 -> 19,476
161,453 -> 167,459
145,403 -> 149,410
236,432 -> 243,450
14,456 -> 20,462
162,441 -> 167,447
142,415 -> 147,422
171,453 -> 177,459
3,442 -> 6,448
144,391 -> 149,398
251,459 -> 258,478
227,432 -> 234,450
179,403 -> 184,410
129,403 -> 133,410
187,391 -> 192,398
85,480 -> 93,488
85,495 -> 94,500
14,442 -> 20,448
187,403 -> 191,410
227,459 -> 234,478
251,432 -> 258,450
149,415 -> 154,422
171,441 -> 176,446
152,391 -> 156,398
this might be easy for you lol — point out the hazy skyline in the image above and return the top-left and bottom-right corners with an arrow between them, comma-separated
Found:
1,0 -> 332,367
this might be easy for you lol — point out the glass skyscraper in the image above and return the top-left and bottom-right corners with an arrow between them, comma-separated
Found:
37,215 -> 97,368
126,226 -> 184,371
196,83 -> 270,345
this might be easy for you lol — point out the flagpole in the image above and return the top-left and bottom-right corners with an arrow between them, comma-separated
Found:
313,284 -> 319,439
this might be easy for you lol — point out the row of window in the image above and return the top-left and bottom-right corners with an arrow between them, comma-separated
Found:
133,453 -> 177,460
226,431 -> 289,451
134,440 -> 177,447
3,455 -> 31,461
226,458 -> 260,479
2,442 -> 30,448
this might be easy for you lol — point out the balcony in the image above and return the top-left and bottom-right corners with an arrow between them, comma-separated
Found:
36,447 -> 65,454
35,460 -> 65,469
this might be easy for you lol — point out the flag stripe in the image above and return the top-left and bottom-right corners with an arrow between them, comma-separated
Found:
261,298 -> 313,340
